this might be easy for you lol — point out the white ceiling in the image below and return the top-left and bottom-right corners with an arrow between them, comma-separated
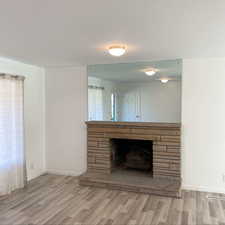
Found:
0,0 -> 225,67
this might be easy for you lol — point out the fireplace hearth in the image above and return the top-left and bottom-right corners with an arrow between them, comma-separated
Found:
79,121 -> 181,198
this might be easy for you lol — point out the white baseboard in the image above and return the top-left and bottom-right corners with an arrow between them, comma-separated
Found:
182,185 -> 225,194
46,168 -> 85,177
27,169 -> 47,181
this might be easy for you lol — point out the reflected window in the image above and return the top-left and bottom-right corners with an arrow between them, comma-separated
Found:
88,85 -> 103,120
111,93 -> 116,121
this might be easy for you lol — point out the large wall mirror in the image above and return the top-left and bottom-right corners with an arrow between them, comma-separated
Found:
88,59 -> 182,123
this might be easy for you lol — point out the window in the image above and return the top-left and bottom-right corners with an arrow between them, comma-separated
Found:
88,86 -> 103,120
111,93 -> 116,121
0,74 -> 26,196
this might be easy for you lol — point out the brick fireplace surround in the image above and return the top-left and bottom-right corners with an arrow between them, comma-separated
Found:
79,121 -> 181,198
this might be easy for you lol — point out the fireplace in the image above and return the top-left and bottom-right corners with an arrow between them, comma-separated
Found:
79,121 -> 181,198
111,139 -> 153,173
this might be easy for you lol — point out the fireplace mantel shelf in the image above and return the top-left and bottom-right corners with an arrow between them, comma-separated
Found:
86,121 -> 181,128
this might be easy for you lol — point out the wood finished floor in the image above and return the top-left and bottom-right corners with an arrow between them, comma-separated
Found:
0,174 -> 225,225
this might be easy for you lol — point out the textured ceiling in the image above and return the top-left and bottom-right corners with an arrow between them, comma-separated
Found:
0,0 -> 225,66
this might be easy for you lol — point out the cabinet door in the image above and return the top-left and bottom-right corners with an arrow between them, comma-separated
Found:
121,89 -> 141,121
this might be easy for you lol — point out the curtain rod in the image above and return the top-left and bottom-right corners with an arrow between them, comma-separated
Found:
0,73 -> 25,80
88,85 -> 104,90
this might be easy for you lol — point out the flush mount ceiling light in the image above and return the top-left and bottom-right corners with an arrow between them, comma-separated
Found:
161,79 -> 169,83
108,45 -> 126,56
145,69 -> 156,76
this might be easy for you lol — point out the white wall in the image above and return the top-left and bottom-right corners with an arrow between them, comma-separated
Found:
182,58 -> 225,193
45,59 -> 225,195
43,58 -> 225,195
45,66 -> 87,176
2,56 -> 223,194
0,57 -> 45,180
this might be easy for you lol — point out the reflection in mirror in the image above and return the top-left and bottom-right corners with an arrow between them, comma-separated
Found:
88,59 -> 182,123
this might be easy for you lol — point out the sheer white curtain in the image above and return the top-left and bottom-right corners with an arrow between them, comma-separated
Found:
0,74 -> 26,196
88,87 -> 103,120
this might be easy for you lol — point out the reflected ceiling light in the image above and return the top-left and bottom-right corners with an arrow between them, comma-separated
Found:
145,69 -> 156,76
108,45 -> 126,56
161,79 -> 169,83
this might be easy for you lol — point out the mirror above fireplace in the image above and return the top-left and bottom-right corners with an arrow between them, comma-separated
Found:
87,59 -> 182,123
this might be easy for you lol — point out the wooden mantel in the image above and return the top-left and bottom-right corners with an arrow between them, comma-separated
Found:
86,121 -> 181,128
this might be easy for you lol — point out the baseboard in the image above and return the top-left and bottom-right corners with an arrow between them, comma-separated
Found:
27,170 -> 47,181
46,168 -> 85,177
182,184 -> 225,194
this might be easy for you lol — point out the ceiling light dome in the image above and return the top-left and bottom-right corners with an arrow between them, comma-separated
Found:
145,69 -> 156,76
161,79 -> 169,83
108,46 -> 126,56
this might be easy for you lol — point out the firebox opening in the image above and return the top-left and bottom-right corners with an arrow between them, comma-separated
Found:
111,139 -> 153,174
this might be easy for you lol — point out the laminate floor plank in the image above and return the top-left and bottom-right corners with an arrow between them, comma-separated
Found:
0,174 -> 225,225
